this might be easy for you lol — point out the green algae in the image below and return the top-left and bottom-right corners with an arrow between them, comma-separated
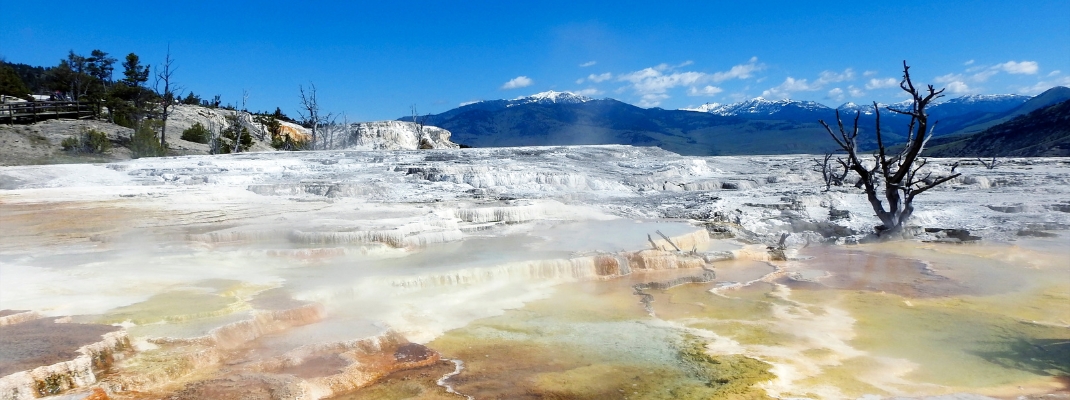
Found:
424,280 -> 779,399
840,289 -> 1070,387
688,321 -> 794,346
94,280 -> 275,325
96,290 -> 243,325
677,335 -> 774,399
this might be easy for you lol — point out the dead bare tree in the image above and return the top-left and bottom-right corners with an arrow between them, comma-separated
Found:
234,89 -> 250,154
411,105 -> 433,149
819,61 -> 961,237
976,156 -> 1001,170
154,45 -> 182,149
814,152 -> 850,191
298,83 -> 332,150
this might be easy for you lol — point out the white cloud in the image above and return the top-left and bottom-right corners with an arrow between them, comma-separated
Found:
997,60 -> 1038,75
573,88 -> 603,96
1013,76 -> 1070,95
865,77 -> 899,90
964,59 -> 975,66
501,76 -> 533,90
618,68 -> 705,95
727,92 -> 749,102
971,69 -> 999,82
762,77 -> 819,98
817,68 -> 855,84
616,58 -> 763,105
638,93 -> 669,107
827,87 -> 845,102
934,73 -> 963,84
710,58 -> 765,82
688,85 -> 723,96
459,100 -> 481,106
587,72 -> 613,83
945,81 -> 971,94
757,68 -> 855,99
1048,70 -> 1061,77
575,78 -> 585,84
848,85 -> 865,98
863,70 -> 878,77
580,61 -> 597,67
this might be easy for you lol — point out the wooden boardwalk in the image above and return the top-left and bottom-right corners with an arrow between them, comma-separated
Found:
0,101 -> 96,124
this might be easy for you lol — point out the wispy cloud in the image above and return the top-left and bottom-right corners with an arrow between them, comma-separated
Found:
818,68 -> 855,84
928,60 -> 1040,96
579,61 -> 597,67
863,70 -> 878,77
964,59 -> 975,66
827,87 -> 845,102
638,93 -> 669,107
459,100 -> 481,106
688,85 -> 723,96
945,81 -> 971,94
996,60 -> 1038,74
501,76 -> 533,90
865,77 -> 899,90
573,88 -> 603,96
762,77 -> 817,98
761,68 -> 856,98
616,58 -> 765,106
587,72 -> 613,83
1012,75 -> 1070,95
710,57 -> 765,82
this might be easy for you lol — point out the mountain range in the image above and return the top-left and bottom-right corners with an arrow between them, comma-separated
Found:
927,96 -> 1070,157
403,87 -> 1069,156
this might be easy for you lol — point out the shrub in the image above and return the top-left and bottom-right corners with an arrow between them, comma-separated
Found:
61,128 -> 111,153
130,121 -> 167,158
181,122 -> 211,144
213,115 -> 253,154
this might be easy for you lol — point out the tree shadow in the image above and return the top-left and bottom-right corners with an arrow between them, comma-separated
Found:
972,337 -> 1070,381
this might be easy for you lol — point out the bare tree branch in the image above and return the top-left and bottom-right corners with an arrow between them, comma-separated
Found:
819,61 -> 962,237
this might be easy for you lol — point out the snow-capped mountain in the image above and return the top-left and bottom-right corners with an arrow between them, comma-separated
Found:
836,100 -> 915,115
509,90 -> 594,106
946,94 -> 1030,105
684,97 -> 830,116
929,94 -> 1030,115
685,97 -> 832,117
687,94 -> 1028,119
680,102 -> 723,113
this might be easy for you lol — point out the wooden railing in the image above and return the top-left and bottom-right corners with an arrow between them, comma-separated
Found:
0,101 -> 96,124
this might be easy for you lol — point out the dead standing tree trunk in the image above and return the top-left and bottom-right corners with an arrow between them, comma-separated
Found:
154,45 -> 181,149
819,61 -> 961,237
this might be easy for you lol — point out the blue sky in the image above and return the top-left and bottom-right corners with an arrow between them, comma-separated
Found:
2,1 -> 1067,121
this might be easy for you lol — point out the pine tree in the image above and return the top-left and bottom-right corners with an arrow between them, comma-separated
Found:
0,64 -> 31,100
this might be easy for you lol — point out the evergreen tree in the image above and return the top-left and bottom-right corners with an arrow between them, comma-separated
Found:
121,53 -> 149,87
120,53 -> 151,125
0,64 -> 31,100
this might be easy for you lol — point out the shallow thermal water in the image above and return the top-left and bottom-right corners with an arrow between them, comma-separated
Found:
1,148 -> 1068,399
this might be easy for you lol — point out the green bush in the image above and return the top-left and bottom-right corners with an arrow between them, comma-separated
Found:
61,128 -> 111,153
213,116 -> 253,154
181,122 -> 211,144
130,121 -> 167,158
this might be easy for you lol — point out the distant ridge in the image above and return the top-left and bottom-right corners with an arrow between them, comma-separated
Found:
400,87 -> 1065,156
927,98 -> 1070,157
